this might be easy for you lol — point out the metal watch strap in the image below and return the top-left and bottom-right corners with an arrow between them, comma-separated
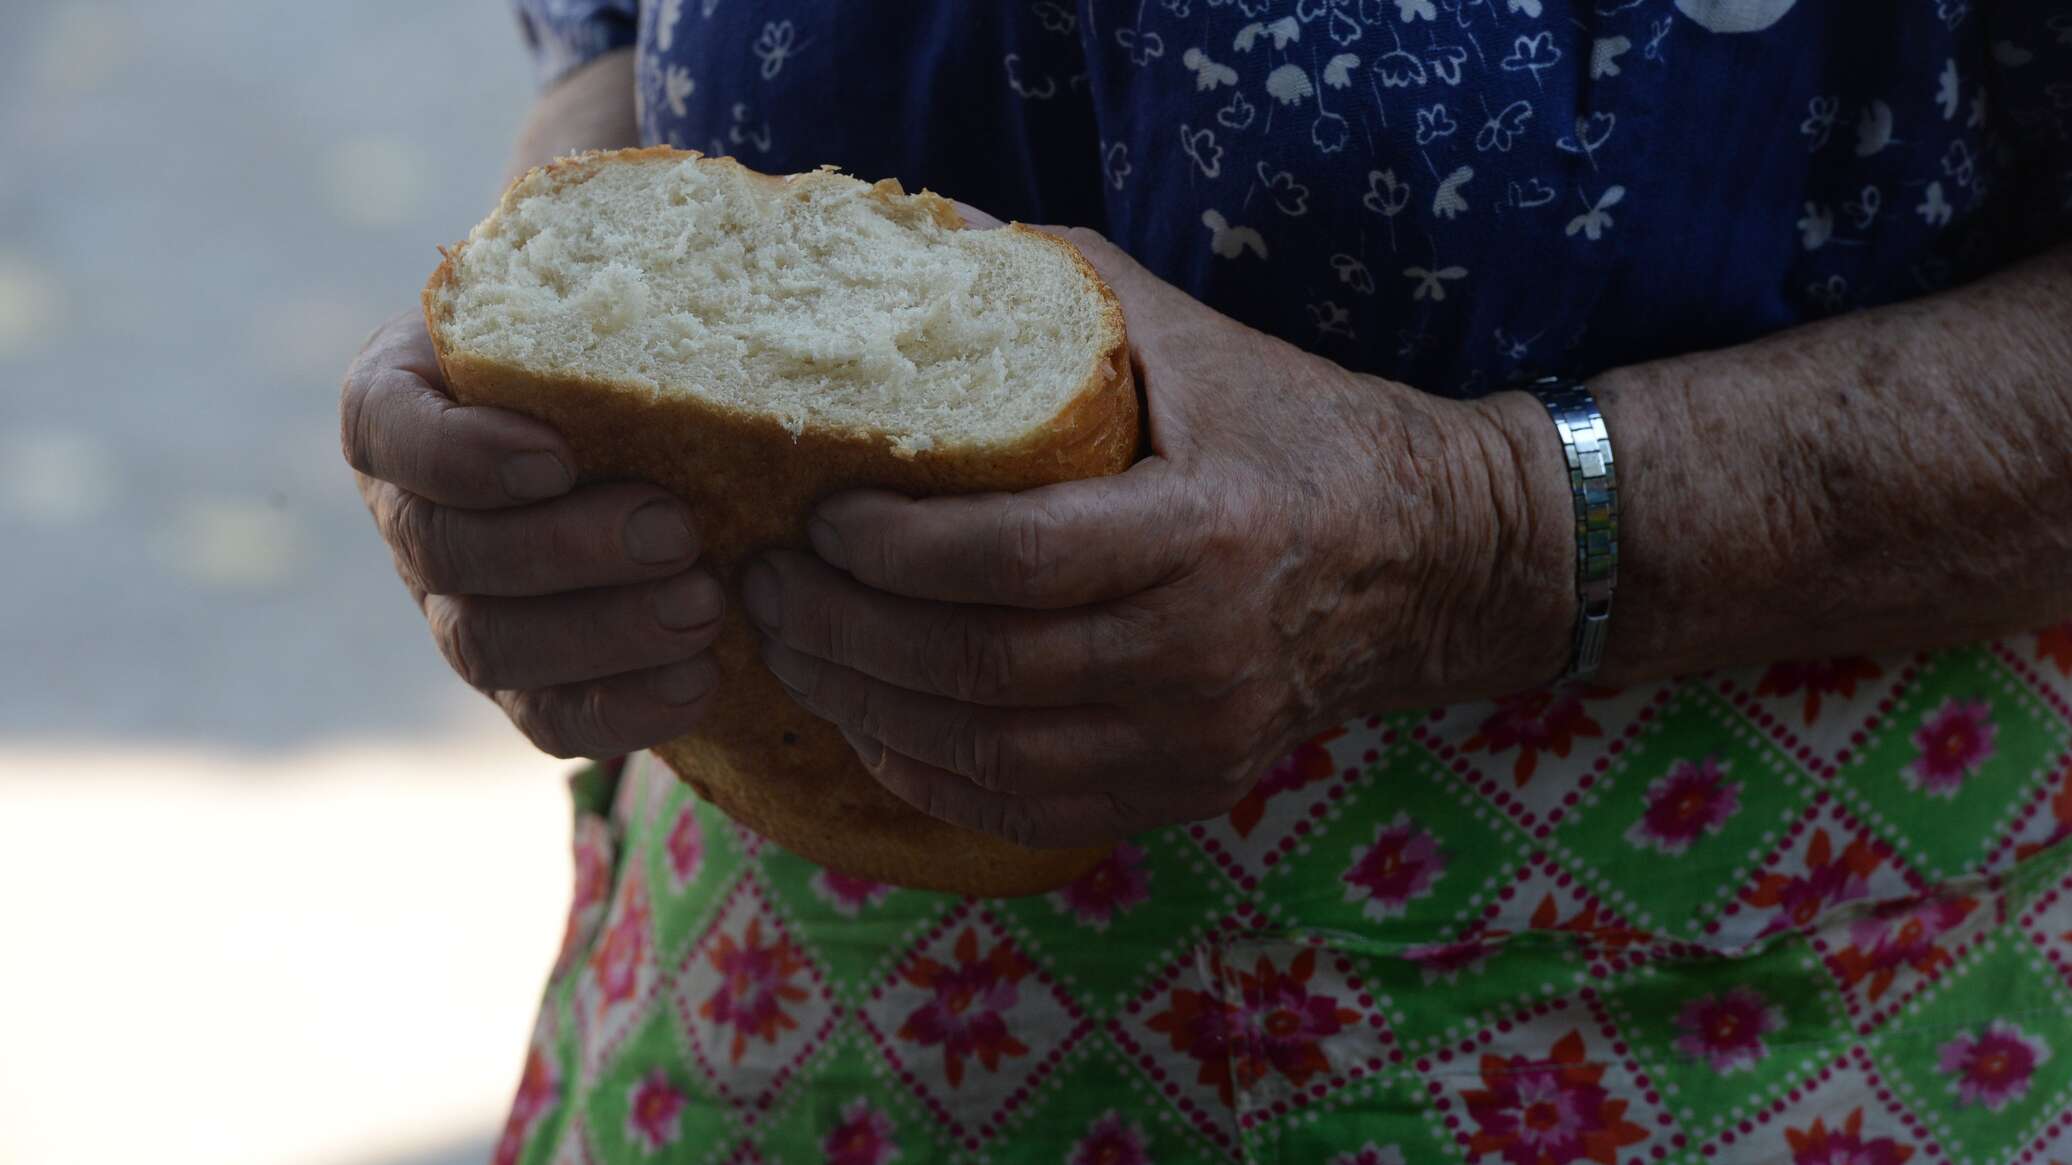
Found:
1527,375 -> 1618,685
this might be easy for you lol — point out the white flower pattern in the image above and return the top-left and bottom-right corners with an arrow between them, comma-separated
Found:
1404,264 -> 1467,300
1565,185 -> 1625,240
752,20 -> 803,80
1202,209 -> 1269,259
529,0 -> 2072,394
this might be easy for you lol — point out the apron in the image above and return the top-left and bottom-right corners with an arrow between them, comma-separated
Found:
499,2 -> 2072,1159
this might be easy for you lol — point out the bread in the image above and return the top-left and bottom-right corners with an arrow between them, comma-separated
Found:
422,147 -> 1139,896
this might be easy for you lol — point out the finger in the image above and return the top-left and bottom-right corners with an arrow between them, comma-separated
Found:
808,465 -> 1190,607
340,311 -> 578,509
494,656 -> 720,760
741,549 -> 1159,706
427,570 -> 724,691
853,727 -> 1249,847
842,730 -> 1141,849
1031,225 -> 1221,458
951,200 -> 1004,229
369,478 -> 699,597
1032,225 -> 1193,323
759,638 -> 1145,796
355,469 -> 431,607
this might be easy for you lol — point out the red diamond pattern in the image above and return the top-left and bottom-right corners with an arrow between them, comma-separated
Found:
857,902 -> 1088,1153
668,875 -> 839,1126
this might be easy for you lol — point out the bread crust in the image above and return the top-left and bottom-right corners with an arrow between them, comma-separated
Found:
423,148 -> 1138,896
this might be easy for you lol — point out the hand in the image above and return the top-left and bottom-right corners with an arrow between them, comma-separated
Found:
741,229 -> 1574,847
341,311 -> 726,758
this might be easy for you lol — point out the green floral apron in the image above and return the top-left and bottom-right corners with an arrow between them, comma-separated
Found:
495,630 -> 2072,1164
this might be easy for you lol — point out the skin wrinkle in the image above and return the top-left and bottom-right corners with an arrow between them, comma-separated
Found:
1388,389 -> 1520,700
1816,311 -> 2035,624
1440,476 -> 1518,689
1272,440 -> 1400,729
788,244 -> 2071,850
1573,244 -> 2072,686
351,56 -> 2072,845
1469,400 -> 1571,689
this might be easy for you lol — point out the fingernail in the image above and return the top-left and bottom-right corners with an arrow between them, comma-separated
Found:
760,639 -> 806,697
655,573 -> 722,630
741,560 -> 781,632
840,726 -> 886,767
499,451 -> 571,501
808,515 -> 846,569
625,501 -> 695,564
653,658 -> 717,705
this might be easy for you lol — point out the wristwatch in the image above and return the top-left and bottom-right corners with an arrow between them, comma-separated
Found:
1525,375 -> 1618,685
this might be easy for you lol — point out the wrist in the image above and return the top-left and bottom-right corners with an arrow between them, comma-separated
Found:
1292,376 -> 1581,725
1460,387 -> 1584,695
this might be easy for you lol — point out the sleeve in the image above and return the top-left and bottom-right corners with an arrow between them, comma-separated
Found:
513,0 -> 639,91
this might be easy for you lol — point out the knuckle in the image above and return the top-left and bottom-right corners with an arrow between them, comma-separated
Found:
431,597 -> 499,690
992,500 -> 1061,603
1078,607 -> 1159,697
829,608 -> 879,681
784,653 -> 827,708
924,616 -> 1016,704
791,582 -> 842,662
1202,484 -> 1268,561
506,692 -> 577,760
855,519 -> 905,590
570,682 -> 625,757
947,711 -> 1011,792
915,778 -> 962,831
354,469 -> 387,519
1162,485 -> 1220,568
388,492 -> 460,594
342,368 -> 417,479
528,717 -> 583,760
339,368 -> 374,474
843,674 -> 888,742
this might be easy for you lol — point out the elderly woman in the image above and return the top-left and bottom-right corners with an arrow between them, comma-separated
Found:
343,3 -> 2072,1162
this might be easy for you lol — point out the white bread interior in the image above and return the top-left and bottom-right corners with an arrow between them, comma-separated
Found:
430,152 -> 1113,457
421,148 -> 1138,896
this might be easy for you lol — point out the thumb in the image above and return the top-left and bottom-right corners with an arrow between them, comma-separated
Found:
1027,225 -> 1229,460
1026,224 -> 1192,322
950,199 -> 1005,229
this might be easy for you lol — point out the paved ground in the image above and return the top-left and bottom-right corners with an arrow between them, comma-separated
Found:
1,0 -> 543,749
0,3 -> 587,1163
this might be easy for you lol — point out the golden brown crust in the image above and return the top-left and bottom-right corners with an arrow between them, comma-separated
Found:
423,148 -> 1137,897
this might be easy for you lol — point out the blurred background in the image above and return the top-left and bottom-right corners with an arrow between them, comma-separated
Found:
0,3 -> 585,1162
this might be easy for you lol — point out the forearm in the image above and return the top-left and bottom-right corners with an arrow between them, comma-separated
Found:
1479,243 -> 2072,689
504,48 -> 638,184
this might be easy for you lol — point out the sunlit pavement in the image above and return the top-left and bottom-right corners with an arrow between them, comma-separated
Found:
0,733 -> 574,1165
0,1 -> 579,1161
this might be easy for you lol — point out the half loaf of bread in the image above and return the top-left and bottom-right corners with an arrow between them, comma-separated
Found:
423,147 -> 1139,896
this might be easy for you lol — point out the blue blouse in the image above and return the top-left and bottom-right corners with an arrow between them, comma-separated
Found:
515,0 -> 2072,397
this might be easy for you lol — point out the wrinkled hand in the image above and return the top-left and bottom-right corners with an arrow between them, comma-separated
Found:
341,312 -> 726,758
743,228 -> 1571,847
